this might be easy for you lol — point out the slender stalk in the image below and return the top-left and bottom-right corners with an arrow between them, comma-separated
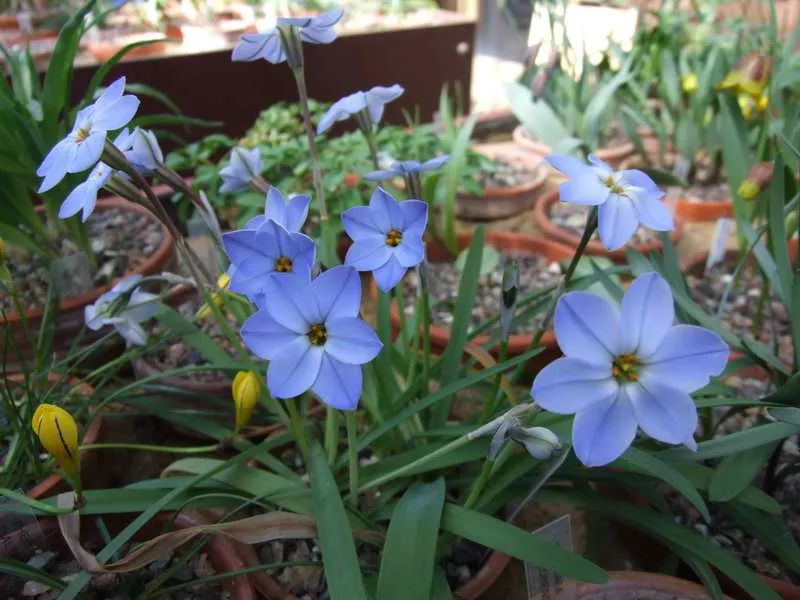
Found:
80,443 -> 218,454
292,67 -> 337,266
324,407 -> 338,464
480,339 -> 509,421
463,458 -> 494,509
345,410 -> 359,505
285,397 -> 310,465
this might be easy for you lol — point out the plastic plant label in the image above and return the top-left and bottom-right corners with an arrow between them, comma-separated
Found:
51,253 -> 93,299
705,218 -> 734,273
524,514 -> 577,600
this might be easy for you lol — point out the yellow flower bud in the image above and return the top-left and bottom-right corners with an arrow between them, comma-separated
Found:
756,93 -> 769,113
217,273 -> 231,290
32,404 -> 80,480
232,370 -> 260,432
738,179 -> 760,201
681,73 -> 699,94
196,273 -> 232,319
738,94 -> 755,119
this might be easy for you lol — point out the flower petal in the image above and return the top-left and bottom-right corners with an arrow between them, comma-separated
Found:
572,389 -> 637,467
92,95 -> 140,131
263,187 -> 289,228
554,291 -> 619,364
597,196 -> 639,251
627,378 -> 698,446
345,236 -> 392,271
365,84 -> 403,124
372,254 -> 407,292
311,265 -> 362,321
419,155 -> 450,172
115,320 -> 148,346
369,187 -> 404,231
399,199 -> 428,235
325,317 -> 383,364
587,154 -> 613,172
632,192 -> 674,232
532,357 -> 618,414
59,181 -> 95,220
546,154 -> 589,179
643,325 -> 729,392
223,229 -> 266,269
558,175 -> 610,206
342,204 -> 382,239
242,309 -> 299,360
267,337 -> 324,398
69,132 -> 105,173
393,236 -> 424,268
312,354 -> 362,410
262,273 -> 319,333
285,194 -> 311,232
618,272 -> 674,357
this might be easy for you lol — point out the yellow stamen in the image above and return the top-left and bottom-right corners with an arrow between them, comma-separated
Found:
385,229 -> 403,247
307,323 -> 328,346
275,256 -> 293,272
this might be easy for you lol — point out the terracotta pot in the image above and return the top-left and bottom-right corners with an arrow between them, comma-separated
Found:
457,141 -> 547,221
3,374 -> 105,500
512,125 -> 636,169
564,571 -> 734,599
371,230 -> 573,375
674,195 -> 734,222
1,197 -> 174,366
758,576 -> 800,600
533,190 -> 684,263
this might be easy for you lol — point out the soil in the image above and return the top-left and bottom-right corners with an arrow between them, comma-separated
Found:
548,202 -> 660,246
144,295 -> 237,384
0,207 -> 164,313
686,256 -> 793,365
667,182 -> 730,203
476,158 -> 539,190
403,252 -> 563,334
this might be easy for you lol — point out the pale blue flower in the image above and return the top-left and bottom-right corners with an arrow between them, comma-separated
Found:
342,187 -> 427,291
124,128 -> 163,174
364,155 -> 450,181
37,77 -> 139,193
223,219 -> 316,301
219,147 -> 262,193
317,84 -> 404,134
85,275 -> 159,346
232,8 -> 343,63
531,272 -> 728,467
245,187 -> 310,232
546,154 -> 674,251
58,129 -> 132,222
241,266 -> 382,409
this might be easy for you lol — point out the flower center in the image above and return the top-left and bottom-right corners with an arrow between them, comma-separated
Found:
274,256 -> 293,272
612,353 -> 640,382
307,323 -> 327,346
602,175 -> 626,196
74,125 -> 91,144
385,229 -> 403,247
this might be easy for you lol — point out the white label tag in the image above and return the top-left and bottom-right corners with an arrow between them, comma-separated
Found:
706,218 -> 734,273
524,514 -> 577,600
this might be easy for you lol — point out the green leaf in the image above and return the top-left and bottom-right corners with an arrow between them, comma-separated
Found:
440,503 -> 607,584
454,244 -> 500,276
659,422 -> 800,461
722,503 -> 800,578
0,558 -> 67,591
310,443 -> 368,600
154,305 -> 237,368
618,447 -> 710,521
432,227 -> 484,425
377,479 -> 445,600
674,463 -> 783,515
506,82 -> 580,151
442,114 -> 475,253
709,442 -> 778,503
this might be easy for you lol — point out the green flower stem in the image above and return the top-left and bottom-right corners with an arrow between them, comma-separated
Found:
285,397 -> 311,465
345,410 -> 359,505
324,407 -> 338,464
462,457 -> 494,509
359,435 -> 470,491
480,338 -> 509,422
420,287 -> 432,400
292,66 -> 337,267
80,443 -> 219,454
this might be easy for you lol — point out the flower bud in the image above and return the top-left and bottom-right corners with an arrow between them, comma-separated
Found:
126,128 -> 163,174
510,426 -> 561,460
232,371 -> 260,432
32,404 -> 80,480
681,73 -> 698,94
500,259 -> 519,340
197,273 -> 232,319
737,161 -> 773,201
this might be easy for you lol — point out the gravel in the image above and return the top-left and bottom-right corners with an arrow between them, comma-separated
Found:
403,252 -> 563,335
0,207 -> 163,312
667,182 -> 730,203
476,158 -> 539,190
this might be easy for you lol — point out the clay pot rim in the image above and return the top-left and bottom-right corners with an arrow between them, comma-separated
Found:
674,195 -> 734,222
457,166 -> 548,200
131,353 -> 232,395
533,189 -> 685,262
2,197 -> 173,324
512,124 -> 636,164
575,570 -> 735,599
6,373 -> 104,501
369,230 -> 574,353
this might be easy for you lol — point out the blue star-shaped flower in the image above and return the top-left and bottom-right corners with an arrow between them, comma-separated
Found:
222,219 -> 316,302
219,147 -> 262,194
245,187 -> 310,232
316,84 -> 404,134
531,272 -> 729,467
342,187 -> 427,291
37,77 -> 139,193
241,266 -> 382,409
364,155 -> 450,181
232,8 -> 343,64
547,154 -> 674,251
84,275 -> 160,346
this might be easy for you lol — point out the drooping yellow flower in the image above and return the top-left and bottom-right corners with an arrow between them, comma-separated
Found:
197,272 -> 233,319
681,73 -> 699,94
32,404 -> 80,479
738,179 -> 760,200
718,53 -> 771,100
232,370 -> 260,433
